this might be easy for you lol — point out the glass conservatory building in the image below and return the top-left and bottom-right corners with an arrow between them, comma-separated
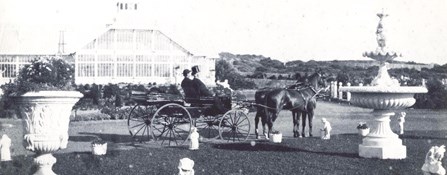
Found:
75,28 -> 215,85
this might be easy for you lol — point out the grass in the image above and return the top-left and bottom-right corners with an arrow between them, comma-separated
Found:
0,101 -> 446,175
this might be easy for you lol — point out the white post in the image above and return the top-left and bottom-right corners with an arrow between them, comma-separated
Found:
338,82 -> 343,100
346,82 -> 351,101
332,81 -> 338,99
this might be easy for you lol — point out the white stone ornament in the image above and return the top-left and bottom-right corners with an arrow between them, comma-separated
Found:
178,158 -> 195,175
320,118 -> 332,140
189,127 -> 199,150
422,145 -> 446,175
15,91 -> 83,175
0,134 -> 12,161
398,112 -> 406,135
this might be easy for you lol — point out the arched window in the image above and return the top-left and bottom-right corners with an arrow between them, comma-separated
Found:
125,3 -> 128,10
120,3 -> 123,10
134,4 -> 138,10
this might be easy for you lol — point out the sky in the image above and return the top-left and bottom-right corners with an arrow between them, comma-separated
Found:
1,0 -> 446,65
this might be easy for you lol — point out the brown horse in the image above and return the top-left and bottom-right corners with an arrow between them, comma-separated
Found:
253,79 -> 309,139
263,72 -> 326,138
254,88 -> 271,139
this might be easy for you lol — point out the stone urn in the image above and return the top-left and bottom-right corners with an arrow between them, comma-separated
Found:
340,11 -> 427,159
15,91 -> 83,175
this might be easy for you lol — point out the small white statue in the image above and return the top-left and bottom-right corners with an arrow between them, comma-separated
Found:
189,127 -> 199,150
0,134 -> 12,161
178,157 -> 195,175
398,112 -> 406,135
422,145 -> 446,175
320,118 -> 332,140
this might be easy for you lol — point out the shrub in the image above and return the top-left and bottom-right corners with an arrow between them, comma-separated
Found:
14,56 -> 75,94
414,79 -> 447,109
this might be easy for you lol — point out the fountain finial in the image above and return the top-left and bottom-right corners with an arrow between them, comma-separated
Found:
363,10 -> 401,87
363,9 -> 401,63
376,9 -> 388,50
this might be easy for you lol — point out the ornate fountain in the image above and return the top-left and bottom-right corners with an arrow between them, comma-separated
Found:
340,11 -> 427,159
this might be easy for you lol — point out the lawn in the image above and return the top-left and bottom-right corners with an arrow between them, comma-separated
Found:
0,101 -> 446,175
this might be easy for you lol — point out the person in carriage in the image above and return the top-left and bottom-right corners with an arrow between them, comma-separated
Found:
181,66 -> 229,115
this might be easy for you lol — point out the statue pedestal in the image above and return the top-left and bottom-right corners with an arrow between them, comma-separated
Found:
359,110 -> 406,159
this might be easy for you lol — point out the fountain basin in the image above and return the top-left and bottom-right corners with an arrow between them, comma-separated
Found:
340,86 -> 427,109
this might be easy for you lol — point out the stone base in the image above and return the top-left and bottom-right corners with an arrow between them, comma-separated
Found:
359,144 -> 406,159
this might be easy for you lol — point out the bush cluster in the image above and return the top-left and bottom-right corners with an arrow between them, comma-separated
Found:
413,79 -> 447,109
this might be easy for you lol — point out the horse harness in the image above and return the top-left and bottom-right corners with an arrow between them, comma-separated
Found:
289,86 -> 320,111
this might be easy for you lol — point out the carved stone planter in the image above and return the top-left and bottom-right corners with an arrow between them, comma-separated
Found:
15,91 -> 83,175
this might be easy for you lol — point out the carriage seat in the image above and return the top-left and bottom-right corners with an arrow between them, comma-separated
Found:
184,97 -> 215,107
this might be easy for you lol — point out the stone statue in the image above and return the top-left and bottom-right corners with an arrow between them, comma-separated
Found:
422,145 -> 446,175
189,127 -> 199,150
320,118 -> 332,140
376,11 -> 389,51
178,157 -> 195,175
0,134 -> 12,161
398,112 -> 406,134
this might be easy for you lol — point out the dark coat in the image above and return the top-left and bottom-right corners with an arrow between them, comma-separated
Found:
192,78 -> 213,97
181,78 -> 197,98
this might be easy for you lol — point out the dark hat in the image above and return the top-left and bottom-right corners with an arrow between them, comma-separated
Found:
182,69 -> 191,76
191,65 -> 200,75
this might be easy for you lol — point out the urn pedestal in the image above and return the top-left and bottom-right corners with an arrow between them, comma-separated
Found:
15,91 -> 83,175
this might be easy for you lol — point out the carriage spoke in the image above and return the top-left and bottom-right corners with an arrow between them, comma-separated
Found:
129,117 -> 145,122
237,123 -> 249,128
237,117 -> 248,125
132,124 -> 146,136
129,122 -> 146,129
172,129 -> 180,146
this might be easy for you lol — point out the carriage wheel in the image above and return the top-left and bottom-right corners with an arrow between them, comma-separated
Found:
218,109 -> 250,142
195,115 -> 220,139
151,103 -> 192,147
127,105 -> 156,143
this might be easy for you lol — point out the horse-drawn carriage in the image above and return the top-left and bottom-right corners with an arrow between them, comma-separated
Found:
127,89 -> 252,147
127,71 -> 327,147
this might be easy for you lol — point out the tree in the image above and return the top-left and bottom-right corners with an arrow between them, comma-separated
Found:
414,79 -> 447,109
215,59 -> 256,89
336,72 -> 350,85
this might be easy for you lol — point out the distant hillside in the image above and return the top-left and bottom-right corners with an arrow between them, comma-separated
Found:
218,52 -> 435,76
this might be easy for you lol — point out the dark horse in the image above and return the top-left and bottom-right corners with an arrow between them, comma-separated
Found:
254,88 -> 271,139
263,72 -> 326,138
